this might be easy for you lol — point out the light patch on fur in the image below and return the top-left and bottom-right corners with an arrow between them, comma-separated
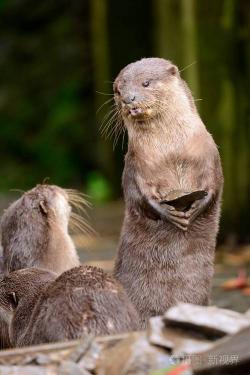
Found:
0,305 -> 12,325
107,319 -> 114,330
53,192 -> 71,231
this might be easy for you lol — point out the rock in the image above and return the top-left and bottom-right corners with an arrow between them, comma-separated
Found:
165,303 -> 250,338
0,365 -> 58,374
148,316 -> 213,355
78,340 -> 102,372
58,361 -> 88,375
192,326 -> 250,374
96,332 -> 172,375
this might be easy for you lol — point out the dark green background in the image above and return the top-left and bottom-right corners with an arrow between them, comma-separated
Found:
0,0 -> 249,242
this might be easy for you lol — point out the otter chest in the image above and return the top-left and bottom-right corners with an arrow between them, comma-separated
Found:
138,156 -> 202,201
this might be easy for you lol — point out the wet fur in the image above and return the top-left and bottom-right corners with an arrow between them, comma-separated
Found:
0,266 -> 140,347
113,58 -> 223,326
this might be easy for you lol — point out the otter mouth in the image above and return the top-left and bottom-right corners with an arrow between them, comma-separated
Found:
129,107 -> 144,117
125,106 -> 153,122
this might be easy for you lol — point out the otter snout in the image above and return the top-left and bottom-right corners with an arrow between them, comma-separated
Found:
119,93 -> 147,119
122,94 -> 136,105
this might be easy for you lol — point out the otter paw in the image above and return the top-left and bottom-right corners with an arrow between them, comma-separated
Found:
161,203 -> 190,231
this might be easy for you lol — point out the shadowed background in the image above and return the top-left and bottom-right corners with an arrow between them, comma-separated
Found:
0,0 -> 249,244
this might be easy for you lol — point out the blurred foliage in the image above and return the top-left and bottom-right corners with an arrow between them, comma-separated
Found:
0,0 -> 249,241
86,171 -> 111,203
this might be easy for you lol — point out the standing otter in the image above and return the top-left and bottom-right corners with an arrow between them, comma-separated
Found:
0,266 -> 140,347
0,184 -> 90,274
113,58 -> 223,326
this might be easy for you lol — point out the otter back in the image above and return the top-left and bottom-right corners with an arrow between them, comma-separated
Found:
0,266 -> 140,347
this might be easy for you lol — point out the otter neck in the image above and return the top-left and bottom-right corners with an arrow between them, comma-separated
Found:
46,222 -> 80,274
126,101 -> 204,157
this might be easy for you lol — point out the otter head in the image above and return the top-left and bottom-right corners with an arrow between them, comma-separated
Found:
0,268 -> 56,345
0,185 -> 90,273
114,58 -> 188,128
26,184 -> 74,230
1,184 -> 71,236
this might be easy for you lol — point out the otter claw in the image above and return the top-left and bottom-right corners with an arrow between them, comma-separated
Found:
170,217 -> 189,230
164,205 -> 190,230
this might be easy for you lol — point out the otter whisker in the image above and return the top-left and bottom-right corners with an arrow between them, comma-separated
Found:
70,202 -> 88,217
65,189 -> 90,198
104,79 -> 115,84
100,104 -> 118,123
98,90 -> 124,148
67,192 -> 90,207
100,106 -> 118,134
101,110 -> 122,140
121,128 -> 126,150
113,124 -> 124,149
69,212 -> 95,237
65,189 -> 91,204
179,61 -> 197,73
96,97 -> 114,114
64,189 -> 95,238
9,189 -> 25,194
109,117 -> 124,146
96,91 -> 114,96
100,111 -> 119,137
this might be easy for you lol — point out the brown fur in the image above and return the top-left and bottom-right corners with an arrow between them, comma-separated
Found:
0,184 -> 87,348
113,58 -> 223,326
0,268 -> 56,348
0,266 -> 140,347
0,184 -> 82,274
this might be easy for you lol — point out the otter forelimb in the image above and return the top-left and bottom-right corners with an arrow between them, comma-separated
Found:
149,198 -> 189,231
184,190 -> 214,224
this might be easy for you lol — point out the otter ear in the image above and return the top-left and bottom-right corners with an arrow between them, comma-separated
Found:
168,65 -> 178,76
39,200 -> 48,215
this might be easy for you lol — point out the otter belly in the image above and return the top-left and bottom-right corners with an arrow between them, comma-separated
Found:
114,208 -> 219,326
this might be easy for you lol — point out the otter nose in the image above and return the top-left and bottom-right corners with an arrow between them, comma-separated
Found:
123,95 -> 136,104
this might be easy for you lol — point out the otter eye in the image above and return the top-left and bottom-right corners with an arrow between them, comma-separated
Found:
142,80 -> 150,87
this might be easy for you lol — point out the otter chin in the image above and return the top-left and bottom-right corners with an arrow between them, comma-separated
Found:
125,106 -> 154,122
113,57 -> 223,326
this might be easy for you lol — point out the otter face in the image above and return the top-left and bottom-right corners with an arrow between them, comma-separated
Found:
114,58 -> 179,124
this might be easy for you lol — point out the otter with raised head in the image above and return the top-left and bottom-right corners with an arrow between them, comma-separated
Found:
0,184 -> 88,348
0,266 -> 140,347
0,185 -> 89,274
113,58 -> 223,326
